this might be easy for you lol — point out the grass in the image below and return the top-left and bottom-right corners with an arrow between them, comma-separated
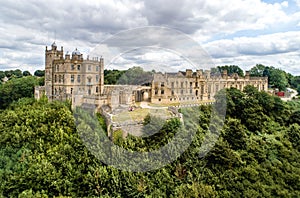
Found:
112,108 -> 172,122
148,100 -> 215,107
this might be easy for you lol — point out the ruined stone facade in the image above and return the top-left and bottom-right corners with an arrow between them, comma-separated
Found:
151,69 -> 268,104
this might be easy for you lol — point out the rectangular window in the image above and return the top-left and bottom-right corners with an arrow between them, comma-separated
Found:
71,65 -> 75,70
77,65 -> 81,70
88,89 -> 91,95
161,82 -> 164,87
181,82 -> 184,88
190,82 -> 193,88
96,86 -> 99,93
171,82 -> 174,88
195,82 -> 198,87
155,88 -> 158,95
96,75 -> 99,82
96,66 -> 99,71
77,75 -> 81,83
70,88 -> 73,94
161,89 -> 164,95
88,65 -> 91,71
71,75 -> 74,83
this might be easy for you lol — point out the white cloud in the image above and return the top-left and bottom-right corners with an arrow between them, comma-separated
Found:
204,31 -> 300,74
0,0 -> 299,75
281,1 -> 289,7
204,31 -> 300,57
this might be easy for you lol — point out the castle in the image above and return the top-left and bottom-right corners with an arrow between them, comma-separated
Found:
35,43 -> 268,110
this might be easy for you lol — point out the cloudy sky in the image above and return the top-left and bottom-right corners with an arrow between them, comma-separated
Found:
0,0 -> 300,74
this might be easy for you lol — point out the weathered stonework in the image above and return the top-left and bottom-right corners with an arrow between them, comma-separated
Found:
36,43 -> 268,110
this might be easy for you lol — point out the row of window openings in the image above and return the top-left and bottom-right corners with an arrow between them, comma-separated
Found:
165,81 -> 263,89
170,82 -> 198,88
155,89 -> 204,96
54,88 -> 97,95
55,65 -> 100,72
69,65 -> 99,71
69,75 -> 99,83
157,96 -> 206,102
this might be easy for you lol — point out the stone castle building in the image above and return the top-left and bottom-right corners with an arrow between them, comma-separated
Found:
150,69 -> 268,104
44,42 -> 104,102
35,42 -> 147,109
35,43 -> 268,109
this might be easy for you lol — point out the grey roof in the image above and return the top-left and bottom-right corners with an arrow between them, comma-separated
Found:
72,48 -> 81,55
51,41 -> 57,47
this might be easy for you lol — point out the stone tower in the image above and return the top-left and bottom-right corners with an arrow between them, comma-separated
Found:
45,42 -> 63,100
99,57 -> 104,95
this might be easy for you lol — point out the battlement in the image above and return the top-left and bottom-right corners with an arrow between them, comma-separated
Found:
45,42 -> 102,63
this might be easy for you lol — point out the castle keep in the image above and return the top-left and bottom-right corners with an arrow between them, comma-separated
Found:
35,43 -> 268,110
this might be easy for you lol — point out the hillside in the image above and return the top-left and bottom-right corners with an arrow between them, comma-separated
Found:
0,86 -> 299,197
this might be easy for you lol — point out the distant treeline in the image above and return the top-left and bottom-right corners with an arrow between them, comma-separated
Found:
0,69 -> 45,81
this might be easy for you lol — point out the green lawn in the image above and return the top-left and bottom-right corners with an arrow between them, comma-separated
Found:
112,108 -> 172,122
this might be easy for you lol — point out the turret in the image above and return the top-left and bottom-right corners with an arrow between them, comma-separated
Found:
222,70 -> 228,79
99,57 -> 104,95
186,69 -> 193,77
45,42 -> 64,100
245,71 -> 250,80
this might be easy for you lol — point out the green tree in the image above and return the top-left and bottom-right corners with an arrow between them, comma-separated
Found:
104,69 -> 126,84
217,65 -> 244,76
269,68 -> 288,91
22,70 -> 31,76
249,65 -> 288,91
34,70 -> 45,77
118,67 -> 153,85
249,64 -> 266,77
291,76 -> 300,88
0,76 -> 39,109
287,124 -> 300,151
0,71 -> 5,81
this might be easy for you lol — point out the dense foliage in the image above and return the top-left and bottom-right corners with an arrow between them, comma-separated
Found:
0,76 -> 44,109
117,67 -> 154,85
214,65 -> 244,77
0,85 -> 299,197
249,64 -> 289,91
104,69 -> 126,85
34,70 -> 45,77
104,67 -> 153,85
